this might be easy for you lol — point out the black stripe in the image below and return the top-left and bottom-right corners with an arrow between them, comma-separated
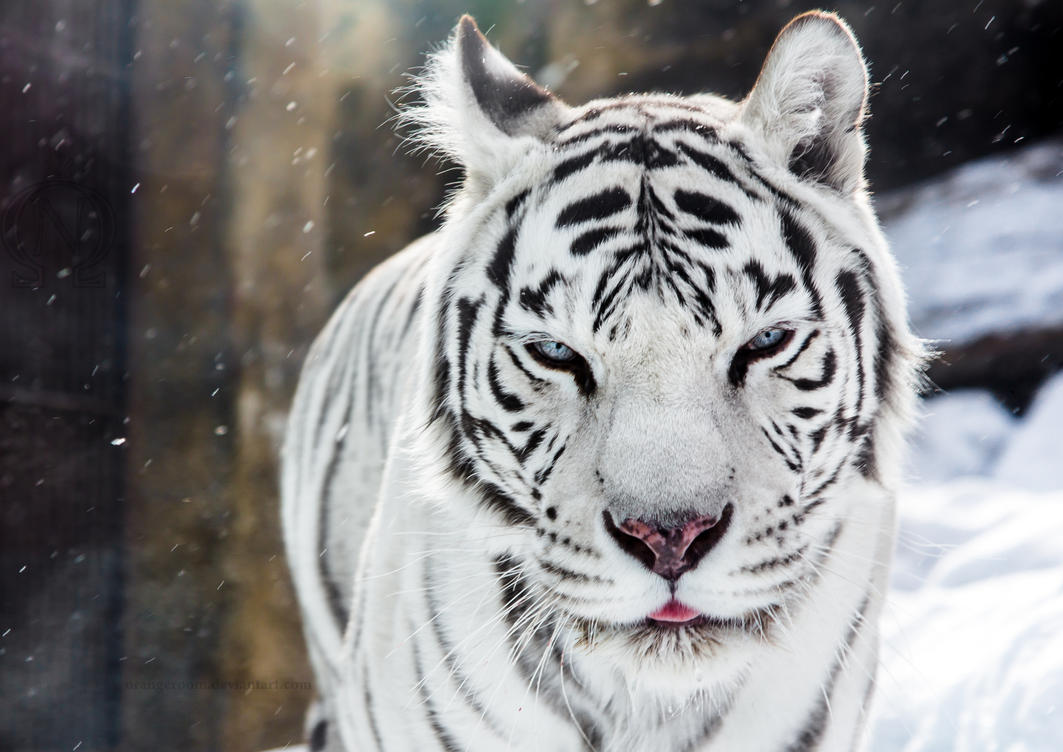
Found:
518,428 -> 546,460
683,227 -> 729,249
785,349 -> 837,391
739,544 -> 809,575
553,149 -> 597,182
555,187 -> 631,228
744,261 -> 796,312
307,310 -> 351,452
728,350 -> 753,389
505,189 -> 530,218
487,355 -> 525,412
455,296 -> 482,397
571,225 -> 624,256
559,99 -> 704,128
557,122 -> 638,147
853,434 -> 878,479
725,138 -> 798,206
599,134 -> 681,168
519,269 -> 564,315
399,284 -> 424,340
363,663 -> 385,750
850,249 -> 898,406
662,250 -> 720,333
653,118 -> 718,136
836,269 -> 867,420
784,594 -> 872,752
679,700 -> 729,752
309,719 -> 327,751
364,271 -> 405,432
494,554 -> 532,626
487,224 -> 519,292
430,300 -> 452,423
774,329 -> 820,372
480,482 -> 536,527
762,427 -> 801,473
805,461 -> 844,499
424,560 -> 507,740
318,489 -> 350,630
318,395 -> 354,631
674,188 -> 739,226
411,629 -> 462,752
502,343 -> 547,386
873,317 -> 896,404
677,141 -> 753,195
780,210 -> 824,317
533,441 -> 566,486
816,520 -> 845,559
809,423 -> 829,453
538,558 -> 610,584
591,253 -> 636,334
852,673 -> 879,750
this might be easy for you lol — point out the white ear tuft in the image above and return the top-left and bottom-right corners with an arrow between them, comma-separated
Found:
740,11 -> 869,193
402,15 -> 569,194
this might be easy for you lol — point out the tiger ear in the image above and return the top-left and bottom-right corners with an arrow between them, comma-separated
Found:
407,15 -> 569,193
739,11 -> 869,193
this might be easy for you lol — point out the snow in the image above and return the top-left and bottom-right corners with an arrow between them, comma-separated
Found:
904,390 -> 1016,485
994,374 -> 1063,492
868,376 -> 1063,751
868,144 -> 1063,749
880,138 -> 1063,347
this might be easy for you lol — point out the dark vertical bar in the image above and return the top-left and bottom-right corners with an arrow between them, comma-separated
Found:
0,0 -> 133,749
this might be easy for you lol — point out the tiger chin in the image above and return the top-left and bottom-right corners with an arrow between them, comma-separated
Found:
282,10 -> 924,752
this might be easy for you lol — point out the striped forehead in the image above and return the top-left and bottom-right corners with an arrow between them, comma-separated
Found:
504,108 -> 813,340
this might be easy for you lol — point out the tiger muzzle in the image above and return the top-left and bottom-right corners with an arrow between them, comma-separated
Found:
603,504 -> 734,581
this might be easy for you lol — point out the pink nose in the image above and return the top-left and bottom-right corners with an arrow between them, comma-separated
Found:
603,505 -> 733,580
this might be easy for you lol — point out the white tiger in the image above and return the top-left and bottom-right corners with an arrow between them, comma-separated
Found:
282,11 -> 923,752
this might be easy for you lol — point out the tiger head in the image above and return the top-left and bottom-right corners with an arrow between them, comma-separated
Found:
406,14 -> 922,700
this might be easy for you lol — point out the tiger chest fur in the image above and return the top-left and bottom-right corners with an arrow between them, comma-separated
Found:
282,11 -> 923,752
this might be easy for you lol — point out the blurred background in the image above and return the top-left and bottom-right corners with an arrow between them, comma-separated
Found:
0,1 -> 1060,750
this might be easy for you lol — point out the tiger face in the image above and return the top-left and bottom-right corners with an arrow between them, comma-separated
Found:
412,14 -> 920,701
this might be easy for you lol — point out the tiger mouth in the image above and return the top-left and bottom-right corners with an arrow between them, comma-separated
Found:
642,610 -> 775,637
570,604 -> 783,648
642,616 -> 710,633
646,614 -> 710,630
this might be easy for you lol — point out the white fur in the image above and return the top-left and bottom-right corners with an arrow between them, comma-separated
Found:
283,12 -> 924,752
740,12 -> 870,194
400,17 -> 571,201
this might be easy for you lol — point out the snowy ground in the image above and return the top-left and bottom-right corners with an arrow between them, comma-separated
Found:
868,375 -> 1063,751
867,140 -> 1063,750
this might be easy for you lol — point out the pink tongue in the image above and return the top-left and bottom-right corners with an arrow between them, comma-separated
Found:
649,600 -> 700,623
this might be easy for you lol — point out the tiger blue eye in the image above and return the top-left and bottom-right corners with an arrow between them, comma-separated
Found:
747,328 -> 787,351
532,340 -> 577,362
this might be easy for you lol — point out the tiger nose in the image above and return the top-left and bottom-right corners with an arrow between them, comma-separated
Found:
603,505 -> 734,581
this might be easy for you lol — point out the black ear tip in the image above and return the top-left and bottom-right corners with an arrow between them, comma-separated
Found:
457,14 -> 483,44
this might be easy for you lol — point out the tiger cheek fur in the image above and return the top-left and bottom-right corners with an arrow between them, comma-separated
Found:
282,12 -> 924,752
